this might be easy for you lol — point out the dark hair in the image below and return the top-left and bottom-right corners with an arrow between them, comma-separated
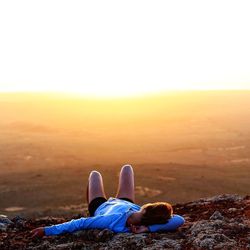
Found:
140,202 -> 173,225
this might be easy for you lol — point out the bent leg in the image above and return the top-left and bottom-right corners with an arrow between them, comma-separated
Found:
115,164 -> 135,202
87,170 -> 107,205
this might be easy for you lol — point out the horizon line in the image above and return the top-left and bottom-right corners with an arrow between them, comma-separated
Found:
0,89 -> 250,100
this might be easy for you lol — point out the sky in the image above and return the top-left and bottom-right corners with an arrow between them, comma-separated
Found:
0,0 -> 249,97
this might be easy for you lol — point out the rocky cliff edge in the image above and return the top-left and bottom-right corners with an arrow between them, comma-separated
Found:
0,194 -> 249,250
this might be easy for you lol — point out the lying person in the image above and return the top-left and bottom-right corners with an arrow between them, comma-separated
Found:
31,164 -> 185,237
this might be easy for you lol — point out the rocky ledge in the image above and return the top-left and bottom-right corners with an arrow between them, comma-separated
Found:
0,194 -> 250,250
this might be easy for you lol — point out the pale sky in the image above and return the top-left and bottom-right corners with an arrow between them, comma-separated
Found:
0,0 -> 249,97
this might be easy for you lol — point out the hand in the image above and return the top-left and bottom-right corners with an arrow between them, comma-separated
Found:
129,224 -> 149,233
30,227 -> 45,238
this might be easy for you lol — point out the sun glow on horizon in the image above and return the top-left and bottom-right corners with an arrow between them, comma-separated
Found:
2,84 -> 250,99
0,0 -> 250,97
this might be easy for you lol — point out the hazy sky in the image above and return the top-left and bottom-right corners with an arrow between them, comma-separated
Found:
0,0 -> 249,97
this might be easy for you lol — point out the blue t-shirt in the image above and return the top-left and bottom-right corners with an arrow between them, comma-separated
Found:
44,197 -> 185,236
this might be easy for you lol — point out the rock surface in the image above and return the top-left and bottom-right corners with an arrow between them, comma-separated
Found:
0,194 -> 249,249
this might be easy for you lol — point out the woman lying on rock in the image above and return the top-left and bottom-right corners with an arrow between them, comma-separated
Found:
31,164 -> 185,237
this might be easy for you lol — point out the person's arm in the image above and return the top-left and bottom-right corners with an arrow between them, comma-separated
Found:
147,214 -> 185,232
44,214 -> 117,236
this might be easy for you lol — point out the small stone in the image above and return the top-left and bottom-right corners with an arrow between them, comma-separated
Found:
73,228 -> 114,242
206,194 -> 243,203
0,215 -> 13,225
53,242 -> 74,249
0,223 -> 8,232
11,215 -> 27,229
199,238 -> 216,250
210,211 -> 224,220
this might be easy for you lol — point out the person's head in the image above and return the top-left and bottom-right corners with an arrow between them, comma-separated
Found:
127,202 -> 173,226
140,202 -> 173,225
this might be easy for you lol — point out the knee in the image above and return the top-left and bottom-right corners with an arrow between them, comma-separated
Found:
121,164 -> 134,173
89,170 -> 102,179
